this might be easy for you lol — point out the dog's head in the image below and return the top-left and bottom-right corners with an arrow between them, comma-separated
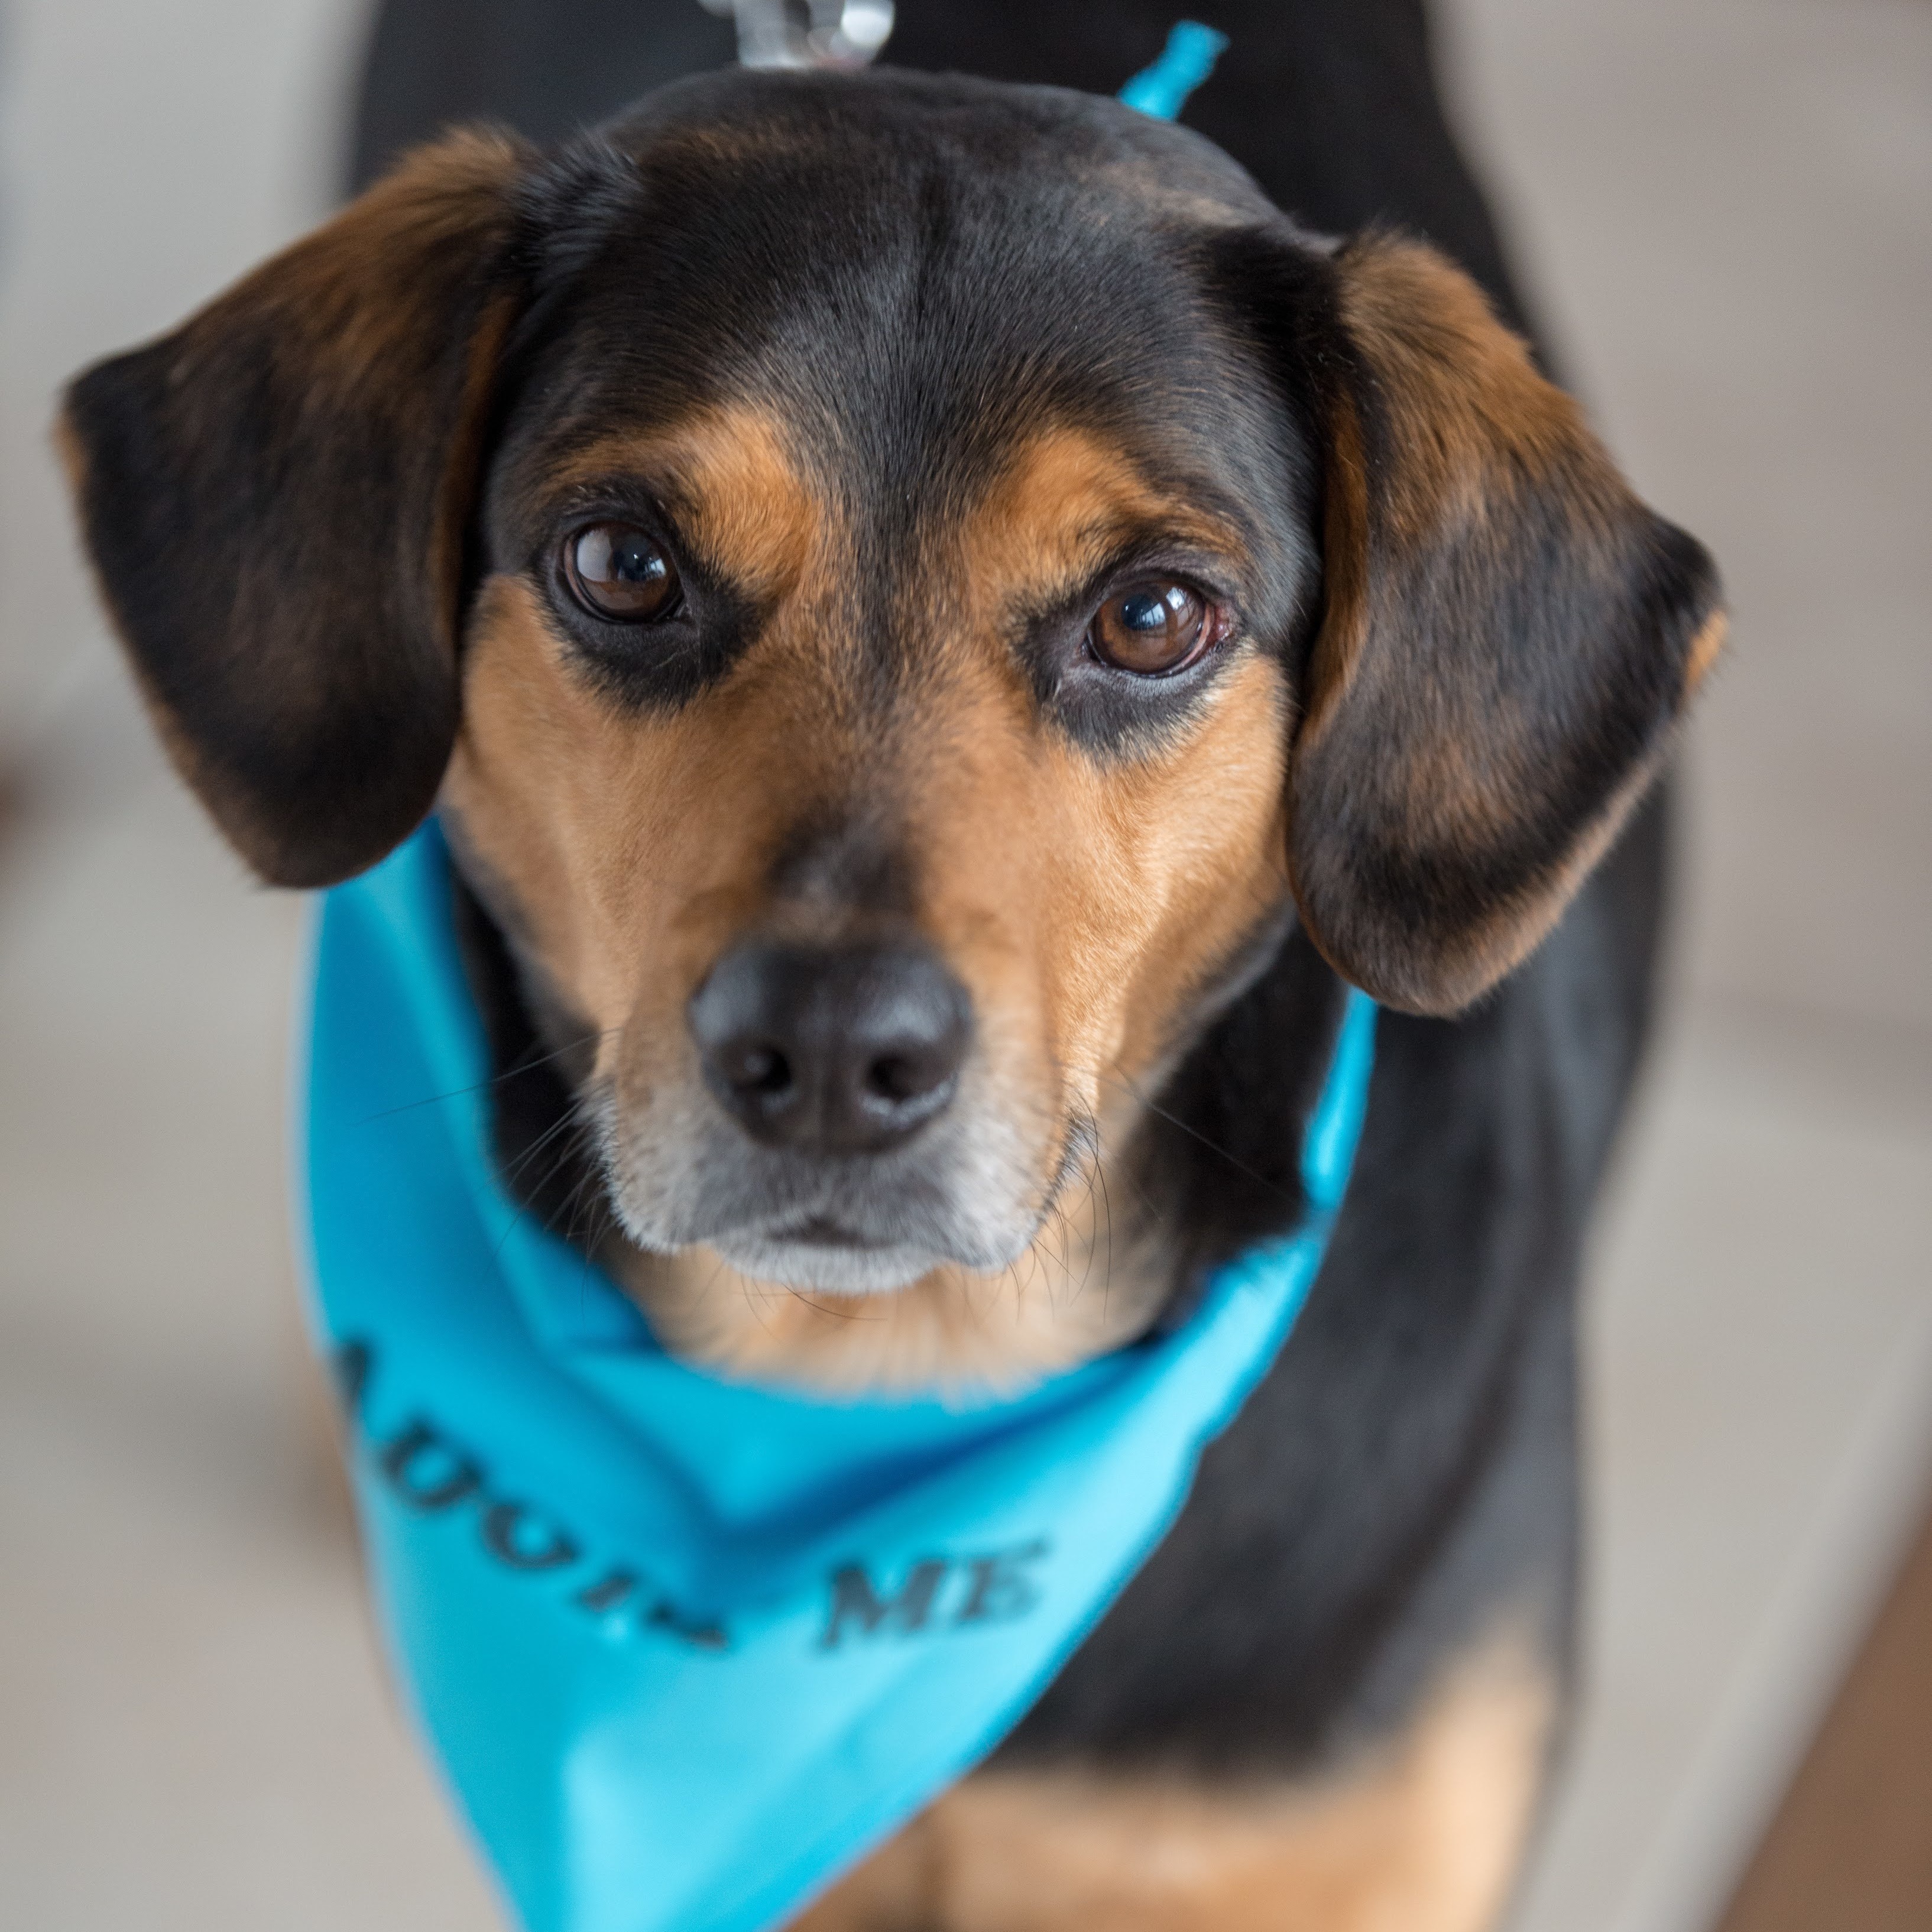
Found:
63,70 -> 1720,1388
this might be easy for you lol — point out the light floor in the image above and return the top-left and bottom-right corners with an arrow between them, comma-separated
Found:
1,4 -> 1927,1929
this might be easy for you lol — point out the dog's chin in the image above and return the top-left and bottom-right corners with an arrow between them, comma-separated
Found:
704,1236 -> 944,1297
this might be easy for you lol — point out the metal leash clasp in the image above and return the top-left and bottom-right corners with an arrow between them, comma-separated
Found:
699,0 -> 894,70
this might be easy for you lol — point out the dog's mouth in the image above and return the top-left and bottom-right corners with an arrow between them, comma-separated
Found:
705,1226 -> 951,1296
771,1214 -> 893,1250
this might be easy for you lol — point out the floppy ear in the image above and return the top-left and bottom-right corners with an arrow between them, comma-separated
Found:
1246,231 -> 1724,1016
60,129 -> 533,887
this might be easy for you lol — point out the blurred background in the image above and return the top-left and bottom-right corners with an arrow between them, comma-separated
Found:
1,2 -> 1927,1928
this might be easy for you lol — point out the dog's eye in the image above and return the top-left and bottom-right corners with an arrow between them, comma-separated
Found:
564,523 -> 682,623
1088,580 -> 1215,676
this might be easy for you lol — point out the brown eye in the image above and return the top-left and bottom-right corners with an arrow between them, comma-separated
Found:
1089,579 -> 1214,675
564,522 -> 682,623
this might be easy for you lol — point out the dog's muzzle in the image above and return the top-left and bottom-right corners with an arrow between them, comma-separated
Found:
598,939 -> 1043,1293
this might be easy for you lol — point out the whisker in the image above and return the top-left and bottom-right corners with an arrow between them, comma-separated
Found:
738,1262 -> 782,1342
358,1028 -> 623,1125
787,1291 -> 879,1322
501,1108 -> 592,1192
1054,1048 -> 1298,1207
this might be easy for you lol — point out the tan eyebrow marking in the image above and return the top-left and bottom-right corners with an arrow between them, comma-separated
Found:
547,406 -> 824,601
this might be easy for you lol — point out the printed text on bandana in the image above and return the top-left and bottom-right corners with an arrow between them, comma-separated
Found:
335,1339 -> 1052,1656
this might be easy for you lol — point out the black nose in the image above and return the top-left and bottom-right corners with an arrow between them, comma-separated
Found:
688,941 -> 972,1155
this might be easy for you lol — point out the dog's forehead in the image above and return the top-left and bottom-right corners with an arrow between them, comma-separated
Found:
604,64 -> 1276,232
502,70 -> 1289,506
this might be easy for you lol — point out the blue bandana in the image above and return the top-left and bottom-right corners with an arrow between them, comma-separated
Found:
303,826 -> 1372,1932
298,37 -> 1376,1932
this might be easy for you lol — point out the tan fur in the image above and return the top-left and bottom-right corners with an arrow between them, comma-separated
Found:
1683,610 -> 1729,696
959,426 -> 1247,602
443,419 -> 1290,1396
792,1632 -> 1553,1932
549,411 -> 821,602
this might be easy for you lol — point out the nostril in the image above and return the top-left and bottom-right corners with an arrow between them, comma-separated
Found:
867,1053 -> 921,1106
866,1055 -> 908,1104
864,1048 -> 953,1108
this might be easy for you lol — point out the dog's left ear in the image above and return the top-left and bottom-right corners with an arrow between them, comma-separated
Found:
1227,230 -> 1724,1016
59,129 -> 535,887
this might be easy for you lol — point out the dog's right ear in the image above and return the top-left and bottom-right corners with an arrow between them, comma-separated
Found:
1214,228 -> 1722,1015
60,130 -> 534,887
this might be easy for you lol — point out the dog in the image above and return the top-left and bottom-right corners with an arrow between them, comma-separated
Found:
60,4 -> 1722,1924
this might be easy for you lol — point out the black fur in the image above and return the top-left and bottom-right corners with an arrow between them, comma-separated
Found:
60,0 -> 1713,1833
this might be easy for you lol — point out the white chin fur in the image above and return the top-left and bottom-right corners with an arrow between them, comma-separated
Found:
707,1237 -> 941,1296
